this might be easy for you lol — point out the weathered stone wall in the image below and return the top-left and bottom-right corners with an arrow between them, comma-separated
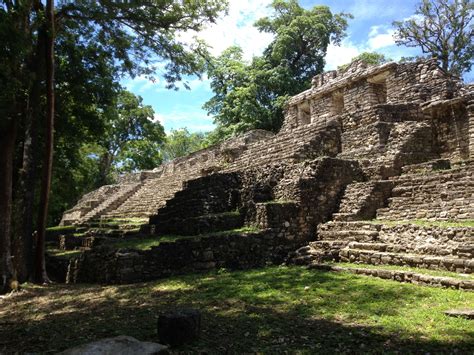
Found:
225,120 -> 341,171
270,158 -> 365,238
310,221 -> 474,273
468,94 -> 474,159
333,181 -> 394,221
66,231 -> 301,284
283,59 -> 462,132
386,60 -> 460,103
422,99 -> 471,161
377,224 -> 473,258
377,162 -> 474,220
338,121 -> 436,179
148,173 -> 242,235
61,59 -> 472,226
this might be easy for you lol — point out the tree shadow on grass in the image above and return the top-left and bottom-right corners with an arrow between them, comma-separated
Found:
0,266 -> 473,353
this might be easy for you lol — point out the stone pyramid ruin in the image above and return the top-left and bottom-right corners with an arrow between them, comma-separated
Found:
51,59 -> 473,288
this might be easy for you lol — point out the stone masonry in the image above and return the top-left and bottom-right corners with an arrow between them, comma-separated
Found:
59,59 -> 473,285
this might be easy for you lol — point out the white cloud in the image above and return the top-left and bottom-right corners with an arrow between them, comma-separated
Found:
367,26 -> 396,50
325,40 -> 361,70
154,108 -> 215,133
180,0 -> 274,61
152,113 -> 165,125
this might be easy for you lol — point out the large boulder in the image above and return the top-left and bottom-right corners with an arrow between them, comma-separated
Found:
59,335 -> 168,354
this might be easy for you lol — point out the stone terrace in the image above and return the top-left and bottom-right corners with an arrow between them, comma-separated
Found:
56,59 -> 474,287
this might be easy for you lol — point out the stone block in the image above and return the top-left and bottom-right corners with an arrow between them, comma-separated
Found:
157,309 -> 201,347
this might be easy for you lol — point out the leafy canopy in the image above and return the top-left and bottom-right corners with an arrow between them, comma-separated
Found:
56,0 -> 228,87
337,52 -> 390,72
162,128 -> 208,161
393,0 -> 474,76
204,0 -> 350,138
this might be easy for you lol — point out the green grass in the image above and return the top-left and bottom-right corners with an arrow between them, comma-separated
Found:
47,249 -> 83,259
2,266 -> 473,353
205,226 -> 260,236
369,219 -> 474,228
110,227 -> 262,251
333,262 -> 474,280
46,225 -> 76,232
111,235 -> 190,250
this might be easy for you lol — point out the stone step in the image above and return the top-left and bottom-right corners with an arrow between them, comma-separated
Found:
317,228 -> 381,242
347,242 -> 388,251
153,212 -> 244,236
319,229 -> 380,238
308,263 -> 474,291
339,249 -> 474,273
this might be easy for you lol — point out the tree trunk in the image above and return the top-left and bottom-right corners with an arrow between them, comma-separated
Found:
0,118 -> 17,294
98,151 -> 114,186
12,20 -> 45,283
12,86 -> 40,283
34,0 -> 54,284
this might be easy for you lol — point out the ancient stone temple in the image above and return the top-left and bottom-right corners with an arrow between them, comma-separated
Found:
55,59 -> 474,287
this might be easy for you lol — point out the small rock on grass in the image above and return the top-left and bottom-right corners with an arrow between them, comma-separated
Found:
444,309 -> 474,320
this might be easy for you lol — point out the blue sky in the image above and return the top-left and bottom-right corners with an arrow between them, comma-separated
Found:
122,0 -> 472,133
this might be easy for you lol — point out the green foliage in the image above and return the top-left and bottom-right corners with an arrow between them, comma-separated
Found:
105,90 -> 165,174
393,0 -> 474,76
0,3 -> 31,125
204,0 -> 350,139
2,0 -> 228,226
337,52 -> 390,72
162,128 -> 208,161
56,0 -> 228,87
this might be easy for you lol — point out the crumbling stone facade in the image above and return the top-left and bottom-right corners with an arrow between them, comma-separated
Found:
58,59 -> 473,285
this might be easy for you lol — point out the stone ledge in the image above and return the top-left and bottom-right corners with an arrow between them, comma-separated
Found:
308,263 -> 474,291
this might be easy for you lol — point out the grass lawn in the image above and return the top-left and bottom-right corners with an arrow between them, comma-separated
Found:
1,266 -> 473,353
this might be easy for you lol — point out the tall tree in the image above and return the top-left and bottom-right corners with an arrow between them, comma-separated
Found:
0,0 -> 228,291
205,0 -> 350,137
34,0 -> 55,284
0,1 -> 31,293
393,0 -> 474,76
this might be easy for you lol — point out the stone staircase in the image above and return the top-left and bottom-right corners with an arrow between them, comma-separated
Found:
60,185 -> 123,225
292,221 -> 474,274
76,183 -> 143,225
105,177 -> 187,218
377,162 -> 474,220
291,163 -> 474,283
226,119 -> 339,171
